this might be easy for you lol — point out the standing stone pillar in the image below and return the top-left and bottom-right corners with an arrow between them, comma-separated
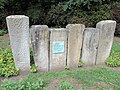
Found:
81,28 -> 99,66
96,20 -> 116,65
30,25 -> 49,71
50,28 -> 67,71
66,24 -> 85,68
6,15 -> 30,70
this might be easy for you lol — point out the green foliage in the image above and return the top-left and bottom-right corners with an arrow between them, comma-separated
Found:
0,0 -> 6,9
30,64 -> 37,73
30,48 -> 34,65
106,50 -> 120,67
0,0 -> 118,29
1,67 -> 120,89
26,4 -> 45,25
78,60 -> 84,67
0,29 -> 6,36
1,74 -> 46,90
46,3 -> 68,27
63,0 -> 111,11
68,4 -> 112,27
30,48 -> 37,73
64,66 -> 70,70
106,40 -> 120,67
58,81 -> 74,90
0,48 -> 19,77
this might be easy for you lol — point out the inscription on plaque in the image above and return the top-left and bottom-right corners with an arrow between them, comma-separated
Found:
52,41 -> 64,54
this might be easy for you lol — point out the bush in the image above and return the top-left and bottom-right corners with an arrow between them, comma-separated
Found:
45,3 -> 112,28
58,81 -> 74,90
106,50 -> 120,67
1,74 -> 46,90
26,4 -> 46,25
30,64 -> 37,73
63,0 -> 112,11
45,3 -> 68,28
68,4 -> 112,27
0,29 -> 6,36
0,48 -> 37,77
0,48 -> 19,77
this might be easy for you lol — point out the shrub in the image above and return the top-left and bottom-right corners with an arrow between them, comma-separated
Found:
105,50 -> 120,67
1,74 -> 46,90
45,3 -> 68,28
64,66 -> 70,70
58,81 -> 74,90
78,60 -> 84,67
46,3 -> 112,28
30,48 -> 34,65
0,29 -> 6,36
63,0 -> 112,11
26,4 -> 46,25
30,64 -> 37,73
68,4 -> 112,27
0,48 -> 19,77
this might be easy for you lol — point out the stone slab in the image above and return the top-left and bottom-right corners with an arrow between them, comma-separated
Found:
81,28 -> 99,66
96,20 -> 116,65
50,28 -> 67,71
6,15 -> 30,70
66,24 -> 85,68
30,25 -> 49,71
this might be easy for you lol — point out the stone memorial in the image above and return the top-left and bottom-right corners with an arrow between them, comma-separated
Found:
50,28 -> 67,70
6,15 -> 30,70
6,15 -> 117,71
81,28 -> 99,66
96,20 -> 116,64
30,25 -> 49,71
66,24 -> 85,68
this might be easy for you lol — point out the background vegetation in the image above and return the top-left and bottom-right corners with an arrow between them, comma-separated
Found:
0,0 -> 120,32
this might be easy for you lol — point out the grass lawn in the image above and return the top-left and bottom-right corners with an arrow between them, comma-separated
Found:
28,67 -> 120,90
0,35 -> 120,90
1,67 -> 120,90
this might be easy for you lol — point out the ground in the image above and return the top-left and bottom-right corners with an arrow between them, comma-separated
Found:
0,34 -> 120,90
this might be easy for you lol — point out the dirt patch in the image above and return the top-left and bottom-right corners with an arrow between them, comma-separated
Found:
47,77 -> 81,90
114,36 -> 120,40
65,77 -> 81,89
94,81 -> 112,88
110,67 -> 120,71
47,79 -> 60,90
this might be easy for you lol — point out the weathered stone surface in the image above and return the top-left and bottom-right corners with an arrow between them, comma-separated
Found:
6,15 -> 30,70
96,20 -> 116,65
50,28 -> 67,70
81,28 -> 99,66
66,24 -> 85,68
30,25 -> 49,71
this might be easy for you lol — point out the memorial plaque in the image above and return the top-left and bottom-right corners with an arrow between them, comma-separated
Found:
52,41 -> 64,54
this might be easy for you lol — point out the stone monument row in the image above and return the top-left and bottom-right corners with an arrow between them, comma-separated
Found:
6,15 -> 116,71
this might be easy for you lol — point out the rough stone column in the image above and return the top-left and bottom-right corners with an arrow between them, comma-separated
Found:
81,28 -> 99,66
30,25 -> 49,71
96,20 -> 116,65
6,15 -> 30,70
66,24 -> 85,68
50,28 -> 67,71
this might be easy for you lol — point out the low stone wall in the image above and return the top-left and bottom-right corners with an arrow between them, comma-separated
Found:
6,15 -> 116,71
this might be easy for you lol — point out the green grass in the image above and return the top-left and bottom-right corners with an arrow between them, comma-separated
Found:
112,39 -> 120,53
31,67 -> 120,89
105,38 -> 120,67
1,67 -> 120,90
